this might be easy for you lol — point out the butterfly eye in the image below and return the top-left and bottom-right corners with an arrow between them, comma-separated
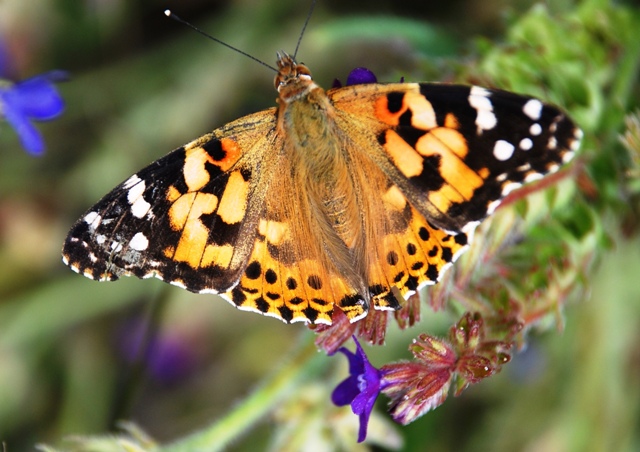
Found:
296,64 -> 312,79
274,74 -> 284,90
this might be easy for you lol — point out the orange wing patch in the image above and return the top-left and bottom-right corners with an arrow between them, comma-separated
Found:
225,236 -> 366,325
415,128 -> 485,212
374,89 -> 438,130
163,138 -> 249,271
217,170 -> 250,224
367,185 -> 469,311
383,130 -> 424,178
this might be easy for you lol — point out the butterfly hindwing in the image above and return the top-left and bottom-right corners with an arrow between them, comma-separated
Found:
367,187 -> 470,308
223,147 -> 368,324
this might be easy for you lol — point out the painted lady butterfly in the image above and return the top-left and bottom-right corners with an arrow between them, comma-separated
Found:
62,51 -> 582,325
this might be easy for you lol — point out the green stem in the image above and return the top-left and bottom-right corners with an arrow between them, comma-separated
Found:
156,333 -> 323,452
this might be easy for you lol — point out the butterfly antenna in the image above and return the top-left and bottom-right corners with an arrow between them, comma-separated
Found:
164,10 -> 278,72
293,0 -> 317,60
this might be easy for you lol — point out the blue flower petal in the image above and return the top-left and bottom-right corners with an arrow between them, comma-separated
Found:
331,375 -> 360,406
342,346 -> 365,375
1,97 -> 45,155
354,391 -> 378,442
331,336 -> 383,443
1,70 -> 67,155
7,71 -> 66,119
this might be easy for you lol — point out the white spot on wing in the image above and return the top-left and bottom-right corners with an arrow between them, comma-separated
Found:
493,140 -> 515,161
567,129 -> 583,154
570,140 -> 580,151
111,241 -> 123,253
519,138 -> 533,150
486,199 -> 502,215
127,180 -> 152,218
344,310 -> 366,324
469,86 -> 497,132
530,123 -> 542,136
502,181 -> 523,196
403,289 -> 417,300
131,198 -> 151,218
461,220 -> 480,236
123,175 -> 142,189
127,180 -> 144,199
129,232 -> 149,251
170,279 -> 187,289
470,86 -> 490,98
524,172 -> 544,183
83,211 -> 102,231
441,261 -> 454,275
417,280 -> 436,292
523,99 -> 543,120
143,271 -> 163,280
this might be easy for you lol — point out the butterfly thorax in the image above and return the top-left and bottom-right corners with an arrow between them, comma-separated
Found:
274,53 -> 365,282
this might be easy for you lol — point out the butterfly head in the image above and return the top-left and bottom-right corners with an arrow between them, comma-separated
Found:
274,52 -> 313,97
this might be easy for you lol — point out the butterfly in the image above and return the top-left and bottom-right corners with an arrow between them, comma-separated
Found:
62,51 -> 582,325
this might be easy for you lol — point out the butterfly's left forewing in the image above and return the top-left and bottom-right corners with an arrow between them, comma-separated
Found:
63,109 -> 278,292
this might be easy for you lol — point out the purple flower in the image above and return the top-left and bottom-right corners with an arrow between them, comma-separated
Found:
331,336 -> 382,443
118,318 -> 199,385
0,70 -> 67,155
332,67 -> 378,89
346,67 -> 377,86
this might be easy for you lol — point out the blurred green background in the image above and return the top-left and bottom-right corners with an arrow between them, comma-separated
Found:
1,0 -> 639,451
